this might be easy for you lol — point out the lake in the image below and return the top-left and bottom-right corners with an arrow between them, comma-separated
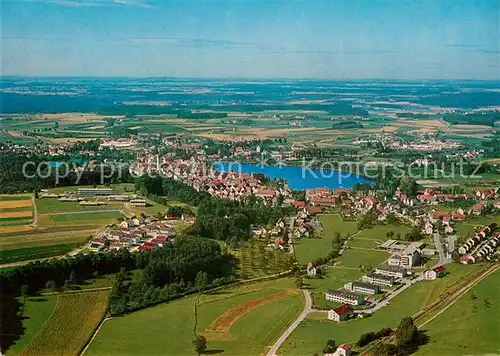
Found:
213,162 -> 372,190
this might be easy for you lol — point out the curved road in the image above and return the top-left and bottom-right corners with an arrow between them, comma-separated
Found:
267,289 -> 312,356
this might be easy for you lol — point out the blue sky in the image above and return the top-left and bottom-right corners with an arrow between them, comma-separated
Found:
2,0 -> 499,79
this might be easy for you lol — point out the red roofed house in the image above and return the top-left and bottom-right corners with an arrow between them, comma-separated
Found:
333,344 -> 353,356
306,206 -> 322,214
460,255 -> 475,265
425,265 -> 447,280
138,242 -> 156,251
293,201 -> 306,208
327,304 -> 354,322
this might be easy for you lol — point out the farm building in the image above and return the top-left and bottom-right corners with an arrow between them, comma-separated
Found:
130,199 -> 147,207
327,304 -> 354,322
78,188 -> 114,196
425,265 -> 447,280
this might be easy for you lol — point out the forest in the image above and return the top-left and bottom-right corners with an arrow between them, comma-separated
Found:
0,152 -> 133,194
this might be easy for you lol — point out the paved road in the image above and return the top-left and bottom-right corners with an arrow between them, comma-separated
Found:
266,289 -> 312,356
287,217 -> 295,254
433,231 -> 451,267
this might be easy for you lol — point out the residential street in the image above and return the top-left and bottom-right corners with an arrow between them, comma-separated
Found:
433,231 -> 451,267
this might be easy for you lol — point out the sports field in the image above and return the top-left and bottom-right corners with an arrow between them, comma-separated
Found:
86,278 -> 303,356
415,269 -> 500,356
18,291 -> 110,356
279,263 -> 486,355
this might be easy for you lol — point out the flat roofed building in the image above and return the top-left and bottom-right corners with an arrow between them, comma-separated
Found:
78,188 -> 114,196
375,264 -> 407,278
325,289 -> 365,306
345,281 -> 381,295
363,272 -> 395,286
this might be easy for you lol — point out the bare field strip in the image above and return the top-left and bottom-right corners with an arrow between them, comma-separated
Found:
0,210 -> 32,219
0,199 -> 33,209
208,290 -> 298,332
19,291 -> 110,356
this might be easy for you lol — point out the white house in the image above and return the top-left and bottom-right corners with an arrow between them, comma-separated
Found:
306,262 -> 317,276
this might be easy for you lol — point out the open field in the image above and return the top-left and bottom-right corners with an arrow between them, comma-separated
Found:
0,195 -> 32,201
18,291 -> 110,356
415,270 -> 500,356
279,263 -> 486,355
338,248 -> 389,269
0,244 -> 77,265
49,211 -> 123,224
6,296 -> 58,356
294,214 -> 357,264
35,199 -> 123,214
208,289 -> 299,332
0,200 -> 33,209
0,198 -> 33,225
87,278 -> 303,356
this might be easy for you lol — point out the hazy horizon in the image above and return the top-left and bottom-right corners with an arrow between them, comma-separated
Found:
2,0 -> 499,80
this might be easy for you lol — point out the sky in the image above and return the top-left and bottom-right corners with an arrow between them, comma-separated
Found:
2,0 -> 499,79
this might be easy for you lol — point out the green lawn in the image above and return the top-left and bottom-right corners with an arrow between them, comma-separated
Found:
294,214 -> 358,264
415,270 -> 500,356
86,278 -> 303,356
36,199 -> 124,214
338,248 -> 390,269
49,211 -> 124,223
6,296 -> 58,356
279,263 -> 489,355
356,224 -> 411,241
0,244 -> 76,264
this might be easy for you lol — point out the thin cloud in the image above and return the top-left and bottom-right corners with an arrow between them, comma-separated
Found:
6,0 -> 153,8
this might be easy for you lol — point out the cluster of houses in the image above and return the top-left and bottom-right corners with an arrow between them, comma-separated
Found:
132,156 -> 293,204
458,223 -> 499,264
88,215 -> 180,253
416,187 -> 498,216
293,208 -> 322,238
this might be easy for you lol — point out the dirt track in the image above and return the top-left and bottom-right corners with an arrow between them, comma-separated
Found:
208,290 -> 298,332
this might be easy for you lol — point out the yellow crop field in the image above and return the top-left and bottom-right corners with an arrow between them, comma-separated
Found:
0,200 -> 32,209
20,291 -> 110,356
0,210 -> 32,219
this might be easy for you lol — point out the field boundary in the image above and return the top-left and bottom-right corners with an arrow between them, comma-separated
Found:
208,290 -> 299,332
